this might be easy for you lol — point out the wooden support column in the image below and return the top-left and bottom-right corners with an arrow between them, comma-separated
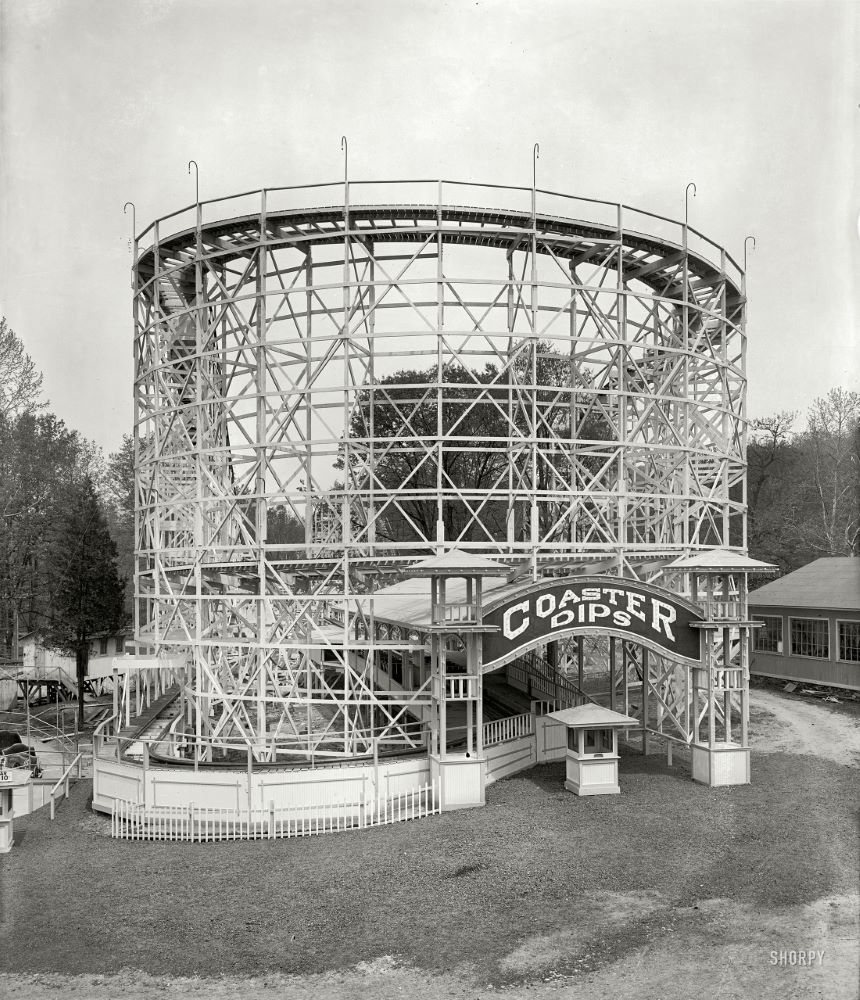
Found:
707,644 -> 716,751
609,637 -> 616,711
475,634 -> 484,755
439,641 -> 447,756
255,193 -> 268,756
577,636 -> 584,691
641,648 -> 649,755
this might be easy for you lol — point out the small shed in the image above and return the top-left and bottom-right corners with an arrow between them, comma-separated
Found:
548,704 -> 639,796
748,557 -> 860,691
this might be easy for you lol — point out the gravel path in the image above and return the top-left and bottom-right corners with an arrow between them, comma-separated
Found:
749,688 -> 860,765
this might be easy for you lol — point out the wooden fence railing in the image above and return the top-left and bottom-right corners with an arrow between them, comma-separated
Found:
482,712 -> 533,747
111,779 -> 440,841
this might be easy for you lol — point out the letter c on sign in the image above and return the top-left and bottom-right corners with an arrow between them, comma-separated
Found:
503,601 -> 530,640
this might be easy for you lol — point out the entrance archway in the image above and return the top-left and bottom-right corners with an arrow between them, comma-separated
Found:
477,574 -> 750,774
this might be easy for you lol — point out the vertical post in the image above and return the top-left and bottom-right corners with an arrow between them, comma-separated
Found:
304,249 -> 314,551
530,152 -> 539,584
475,634 -> 484,755
436,179 -> 445,551
617,197 -> 628,566
506,248 -> 516,550
641,648 -> 649,755
246,744 -> 253,820
682,183 -> 695,551
707,640 -> 716,752
340,138 -> 352,758
577,636 -> 583,691
609,637 -> 616,711
740,642 -> 749,748
439,625 -> 447,755
256,189 -> 268,756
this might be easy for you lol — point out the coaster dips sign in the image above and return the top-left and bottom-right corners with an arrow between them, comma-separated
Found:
481,576 -> 703,670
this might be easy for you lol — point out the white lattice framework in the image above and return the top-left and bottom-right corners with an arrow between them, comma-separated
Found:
132,180 -> 747,761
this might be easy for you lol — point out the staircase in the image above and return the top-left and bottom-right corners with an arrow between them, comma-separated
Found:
504,649 -> 594,708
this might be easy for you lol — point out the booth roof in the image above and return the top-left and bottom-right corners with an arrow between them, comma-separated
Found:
401,548 -> 511,577
748,557 -> 860,611
667,548 -> 778,574
548,704 -> 640,728
357,575 -> 512,626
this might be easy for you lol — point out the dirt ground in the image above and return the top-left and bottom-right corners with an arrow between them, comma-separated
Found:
1,687 -> 858,1000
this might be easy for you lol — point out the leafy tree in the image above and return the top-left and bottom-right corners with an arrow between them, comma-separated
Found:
338,346 -> 612,547
267,503 -> 306,554
41,476 -> 126,726
0,318 -> 44,420
0,412 -> 86,655
105,434 -> 135,611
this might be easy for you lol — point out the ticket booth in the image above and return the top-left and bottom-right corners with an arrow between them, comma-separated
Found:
548,705 -> 639,796
0,761 -> 32,853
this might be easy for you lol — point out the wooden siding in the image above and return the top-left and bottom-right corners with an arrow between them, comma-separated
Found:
750,604 -> 860,691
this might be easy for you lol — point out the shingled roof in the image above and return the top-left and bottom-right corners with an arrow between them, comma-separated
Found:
748,557 -> 860,611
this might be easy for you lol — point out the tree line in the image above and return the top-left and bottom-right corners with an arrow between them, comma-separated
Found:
0,314 -> 856,723
747,387 -> 860,572
0,318 -> 127,724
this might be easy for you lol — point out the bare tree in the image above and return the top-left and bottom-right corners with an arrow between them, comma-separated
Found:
0,318 -> 44,419
799,387 -> 860,555
747,391 -> 860,570
747,410 -> 797,511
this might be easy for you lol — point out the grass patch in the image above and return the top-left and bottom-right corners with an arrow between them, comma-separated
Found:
1,740 -> 856,986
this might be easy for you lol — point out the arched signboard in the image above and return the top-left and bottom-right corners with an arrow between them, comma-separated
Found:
481,576 -> 703,671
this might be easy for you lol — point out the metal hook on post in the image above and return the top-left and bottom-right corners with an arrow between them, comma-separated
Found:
123,201 -> 136,242
744,235 -> 756,274
341,135 -> 348,186
533,143 -> 540,192
188,159 -> 199,205
123,201 -> 136,288
684,181 -> 696,231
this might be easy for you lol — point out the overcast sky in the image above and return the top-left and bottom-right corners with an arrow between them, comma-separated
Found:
0,0 -> 857,455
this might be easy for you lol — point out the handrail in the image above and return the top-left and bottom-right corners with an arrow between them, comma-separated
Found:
92,712 -> 119,740
132,178 -> 742,281
49,752 -> 83,820
483,712 -> 533,747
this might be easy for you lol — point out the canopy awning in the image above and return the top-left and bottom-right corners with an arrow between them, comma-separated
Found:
548,704 -> 640,728
401,548 -> 511,577
666,549 -> 778,575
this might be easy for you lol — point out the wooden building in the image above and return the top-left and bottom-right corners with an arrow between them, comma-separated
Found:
749,557 -> 860,691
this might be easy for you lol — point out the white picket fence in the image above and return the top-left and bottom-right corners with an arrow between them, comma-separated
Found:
111,779 -> 440,841
482,712 -> 533,747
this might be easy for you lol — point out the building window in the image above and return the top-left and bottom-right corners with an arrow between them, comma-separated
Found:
753,616 -> 783,654
789,618 -> 829,659
580,728 -> 614,755
115,635 -> 125,654
99,636 -> 108,656
837,621 -> 860,662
